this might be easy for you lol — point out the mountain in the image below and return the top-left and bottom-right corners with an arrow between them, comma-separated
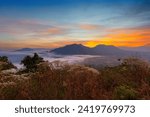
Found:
93,44 -> 126,55
135,44 -> 150,52
120,44 -> 150,52
51,44 -> 150,61
16,48 -> 34,52
51,44 -> 93,55
51,44 -> 129,56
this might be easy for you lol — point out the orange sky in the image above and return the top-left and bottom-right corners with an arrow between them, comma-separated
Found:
84,26 -> 150,47
0,20 -> 150,48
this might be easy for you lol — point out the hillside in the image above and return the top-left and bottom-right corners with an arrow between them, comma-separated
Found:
0,54 -> 150,99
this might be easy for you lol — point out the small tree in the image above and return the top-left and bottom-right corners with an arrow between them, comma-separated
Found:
0,56 -> 8,62
21,53 -> 44,72
32,53 -> 43,65
0,56 -> 16,70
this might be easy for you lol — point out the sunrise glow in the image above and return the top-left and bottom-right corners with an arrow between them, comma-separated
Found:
0,0 -> 150,48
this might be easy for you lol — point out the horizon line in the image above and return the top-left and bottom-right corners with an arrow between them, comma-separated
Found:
0,43 -> 150,50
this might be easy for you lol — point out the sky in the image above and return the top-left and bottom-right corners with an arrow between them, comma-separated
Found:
0,0 -> 150,48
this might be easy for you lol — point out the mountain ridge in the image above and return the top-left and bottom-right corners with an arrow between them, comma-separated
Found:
51,44 -> 128,56
120,44 -> 150,52
15,48 -> 34,52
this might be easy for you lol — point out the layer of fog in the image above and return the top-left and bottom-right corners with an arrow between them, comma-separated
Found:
0,50 -> 105,69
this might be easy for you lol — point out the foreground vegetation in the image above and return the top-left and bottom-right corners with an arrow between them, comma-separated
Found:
0,54 -> 150,100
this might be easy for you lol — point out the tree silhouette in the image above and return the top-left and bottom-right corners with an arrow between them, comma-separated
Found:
0,56 -> 8,62
21,53 -> 43,72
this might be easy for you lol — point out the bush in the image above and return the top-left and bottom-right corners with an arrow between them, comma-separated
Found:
113,85 -> 138,100
27,61 -> 67,99
25,63 -> 101,100
1,56 -> 150,100
0,56 -> 8,62
0,82 -> 19,99
100,67 -> 125,91
64,65 -> 101,99
0,56 -> 16,71
121,57 -> 150,83
21,53 -> 44,72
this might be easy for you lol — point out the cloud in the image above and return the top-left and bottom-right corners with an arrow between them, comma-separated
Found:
0,19 -> 49,34
79,24 -> 102,30
0,38 -> 87,49
36,27 -> 66,36
0,18 -> 67,39
84,25 -> 150,47
1,12 -> 150,49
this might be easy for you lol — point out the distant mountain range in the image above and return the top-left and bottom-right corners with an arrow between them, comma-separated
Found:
50,44 -> 150,60
15,48 -> 34,52
15,48 -> 52,53
51,44 -> 92,55
51,44 -> 130,56
120,44 -> 150,52
13,44 -> 150,60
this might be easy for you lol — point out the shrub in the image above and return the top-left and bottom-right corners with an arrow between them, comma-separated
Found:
113,85 -> 138,100
27,61 -> 67,99
21,53 -> 44,72
0,82 -> 19,99
64,65 -> 101,99
0,56 -> 16,71
26,63 -> 101,100
1,56 -> 150,100
121,57 -> 150,83
0,56 -> 8,62
0,57 -> 16,71
100,66 -> 128,91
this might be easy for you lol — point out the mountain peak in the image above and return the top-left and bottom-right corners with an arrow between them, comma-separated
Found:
94,44 -> 118,50
51,44 -> 91,55
16,48 -> 34,52
51,44 -> 125,55
64,44 -> 84,47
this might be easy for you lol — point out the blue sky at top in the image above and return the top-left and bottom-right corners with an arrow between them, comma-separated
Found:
0,0 -> 150,48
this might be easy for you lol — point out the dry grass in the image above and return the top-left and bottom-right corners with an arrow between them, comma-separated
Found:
0,57 -> 150,99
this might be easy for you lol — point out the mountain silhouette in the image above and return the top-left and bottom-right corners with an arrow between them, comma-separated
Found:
120,44 -> 150,52
51,44 -> 128,56
93,44 -> 125,55
51,44 -> 93,55
135,44 -> 150,52
15,48 -> 34,52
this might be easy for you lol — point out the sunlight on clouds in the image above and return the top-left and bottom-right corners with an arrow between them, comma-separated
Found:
79,24 -> 101,30
0,18 -> 150,48
84,27 -> 150,47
